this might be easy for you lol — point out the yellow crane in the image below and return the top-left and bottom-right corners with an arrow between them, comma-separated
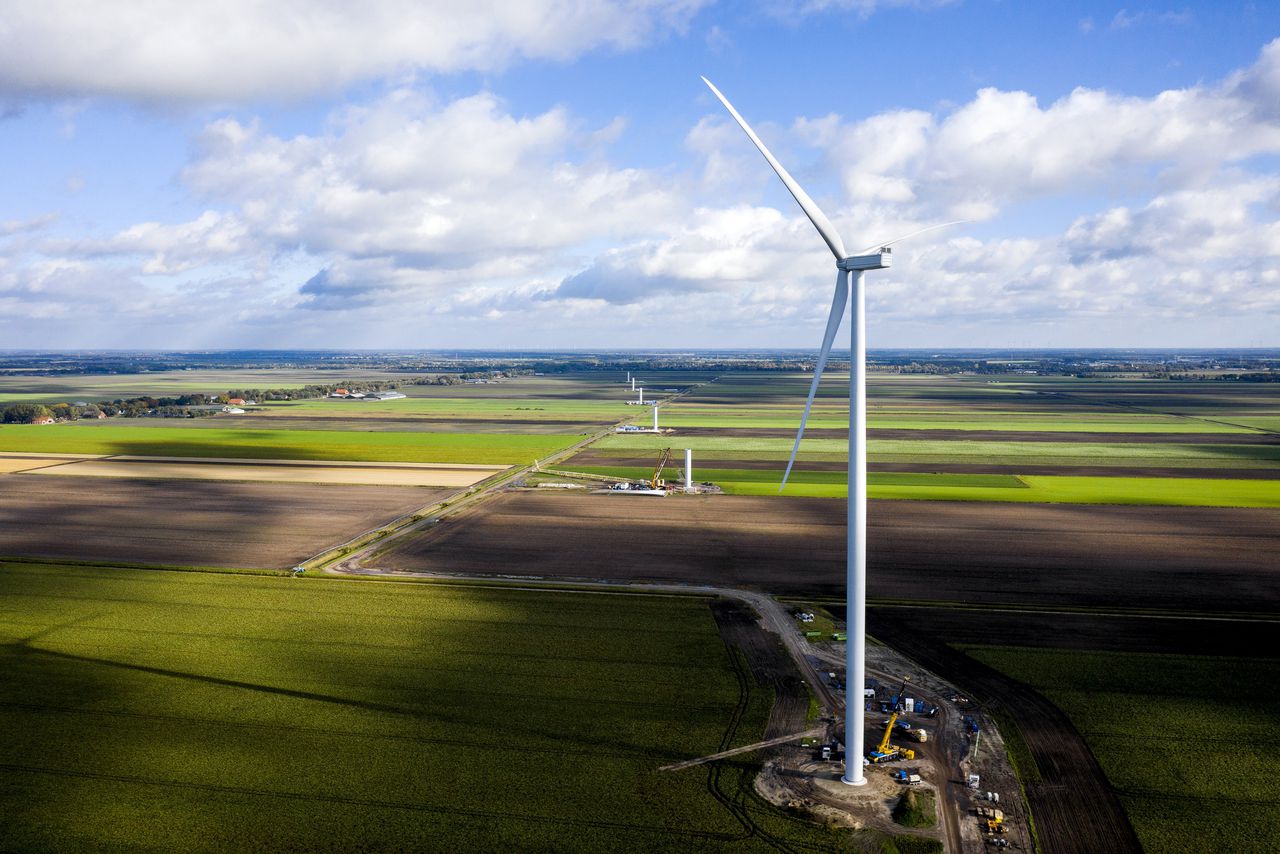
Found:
651,447 -> 672,490
868,677 -> 916,763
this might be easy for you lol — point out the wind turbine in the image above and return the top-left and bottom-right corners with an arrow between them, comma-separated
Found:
702,77 -> 959,786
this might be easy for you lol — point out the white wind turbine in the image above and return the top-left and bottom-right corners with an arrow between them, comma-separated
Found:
703,76 -> 961,785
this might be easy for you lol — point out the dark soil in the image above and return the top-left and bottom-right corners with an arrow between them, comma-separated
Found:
0,475 -> 447,569
381,492 -> 1280,615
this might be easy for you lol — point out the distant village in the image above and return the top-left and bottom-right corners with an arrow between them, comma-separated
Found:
0,381 -> 411,424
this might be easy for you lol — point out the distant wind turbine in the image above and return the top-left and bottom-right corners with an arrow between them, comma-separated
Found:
702,76 -> 961,786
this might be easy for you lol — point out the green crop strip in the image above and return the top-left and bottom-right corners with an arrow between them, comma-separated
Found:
0,563 -> 861,852
964,646 -> 1280,854
559,466 -> 1280,506
0,424 -> 579,465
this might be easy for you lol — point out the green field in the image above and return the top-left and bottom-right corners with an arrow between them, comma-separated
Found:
0,424 -> 579,464
595,434 -> 1280,468
562,466 -> 1280,506
264,396 -> 636,421
965,647 -> 1280,854
655,408 -> 1259,434
0,563 -> 854,852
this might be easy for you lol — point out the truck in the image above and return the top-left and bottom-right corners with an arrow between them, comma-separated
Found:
911,728 -> 929,743
967,773 -> 981,790
892,770 -> 922,785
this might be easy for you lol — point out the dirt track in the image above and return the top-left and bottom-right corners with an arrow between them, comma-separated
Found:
0,475 -> 448,569
867,612 -> 1144,854
383,492 -> 1280,614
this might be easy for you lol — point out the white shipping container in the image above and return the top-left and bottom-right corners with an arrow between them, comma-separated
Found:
904,698 -> 915,712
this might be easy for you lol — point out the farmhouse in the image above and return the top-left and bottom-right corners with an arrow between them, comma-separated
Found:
365,391 -> 406,400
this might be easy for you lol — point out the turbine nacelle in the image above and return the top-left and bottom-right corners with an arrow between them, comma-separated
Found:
838,252 -> 891,272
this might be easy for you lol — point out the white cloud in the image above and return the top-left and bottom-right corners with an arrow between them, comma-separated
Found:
0,0 -> 708,102
44,211 -> 253,274
174,89 -> 683,308
0,213 -> 57,236
4,39 -> 1279,348
1110,8 -> 1193,31
775,37 -> 1280,215
763,0 -> 955,18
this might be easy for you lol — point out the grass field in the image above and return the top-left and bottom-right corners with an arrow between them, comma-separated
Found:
0,425 -> 579,465
0,563 -> 855,852
594,434 -> 1280,468
560,466 -> 1280,506
265,396 -> 637,421
964,646 -> 1280,854
656,409 -> 1261,434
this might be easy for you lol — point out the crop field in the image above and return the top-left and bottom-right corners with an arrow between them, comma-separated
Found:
0,477 -> 446,568
0,563 -> 851,852
573,374 -> 1280,507
28,458 -> 507,488
594,432 -> 1280,468
963,646 -> 1280,854
378,492 -> 1280,612
562,465 -> 1280,506
0,424 -> 579,465
260,396 -> 637,421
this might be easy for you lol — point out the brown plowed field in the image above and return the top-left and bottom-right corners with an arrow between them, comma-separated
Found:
866,612 -> 1144,854
380,493 -> 1280,613
866,605 -> 1279,657
0,475 -> 448,568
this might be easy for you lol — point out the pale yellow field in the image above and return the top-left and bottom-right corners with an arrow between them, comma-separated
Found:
26,458 -> 507,487
0,457 -> 71,473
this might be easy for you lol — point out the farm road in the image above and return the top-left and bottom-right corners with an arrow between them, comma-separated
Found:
866,611 -> 1143,854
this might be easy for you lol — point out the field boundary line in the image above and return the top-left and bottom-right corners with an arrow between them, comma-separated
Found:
305,381 -> 714,574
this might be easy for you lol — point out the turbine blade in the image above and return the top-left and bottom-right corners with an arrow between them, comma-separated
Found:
702,76 -> 848,260
780,269 -> 849,492
854,219 -> 970,255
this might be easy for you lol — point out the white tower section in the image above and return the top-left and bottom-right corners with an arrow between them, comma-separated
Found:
638,387 -> 644,405
653,405 -> 660,431
684,448 -> 693,493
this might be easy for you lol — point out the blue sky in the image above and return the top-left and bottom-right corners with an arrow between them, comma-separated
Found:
1,1 -> 1278,349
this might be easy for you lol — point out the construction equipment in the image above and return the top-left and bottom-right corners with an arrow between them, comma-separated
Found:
651,447 -> 672,490
976,806 -> 1006,834
867,677 -> 916,763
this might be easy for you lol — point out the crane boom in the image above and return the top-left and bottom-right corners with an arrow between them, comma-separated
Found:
868,676 -> 915,764
651,447 -> 672,489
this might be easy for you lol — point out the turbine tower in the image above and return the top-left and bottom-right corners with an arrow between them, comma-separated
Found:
703,76 -> 886,786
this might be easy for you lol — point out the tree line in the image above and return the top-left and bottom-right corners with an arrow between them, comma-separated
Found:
0,379 -> 412,423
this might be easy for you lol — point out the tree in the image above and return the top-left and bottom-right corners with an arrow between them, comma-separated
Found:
1,403 -> 54,423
